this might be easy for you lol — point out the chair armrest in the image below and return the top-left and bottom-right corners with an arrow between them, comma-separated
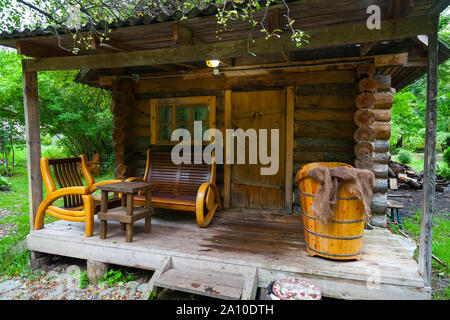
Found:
41,186 -> 91,207
90,179 -> 123,193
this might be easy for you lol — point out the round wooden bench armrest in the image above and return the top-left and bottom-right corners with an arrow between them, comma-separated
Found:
196,182 -> 221,228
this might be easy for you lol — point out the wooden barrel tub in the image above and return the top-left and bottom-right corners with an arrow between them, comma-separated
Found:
295,162 -> 366,261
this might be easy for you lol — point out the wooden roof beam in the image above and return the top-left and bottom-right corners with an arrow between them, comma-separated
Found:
173,24 -> 202,45
16,40 -> 72,58
22,15 -> 434,72
392,0 -> 416,19
90,34 -> 130,53
426,0 -> 450,15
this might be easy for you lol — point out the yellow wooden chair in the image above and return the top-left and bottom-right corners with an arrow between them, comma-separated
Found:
35,155 -> 123,237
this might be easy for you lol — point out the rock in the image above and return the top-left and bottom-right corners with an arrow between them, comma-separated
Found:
42,286 -> 64,300
0,280 -> 22,293
126,281 -> 140,289
137,283 -> 147,293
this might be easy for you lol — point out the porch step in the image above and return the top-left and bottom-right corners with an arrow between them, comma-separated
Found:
147,256 -> 258,300
154,268 -> 245,299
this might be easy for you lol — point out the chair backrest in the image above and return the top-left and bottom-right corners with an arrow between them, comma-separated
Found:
144,151 -> 213,197
41,156 -> 94,208
92,153 -> 100,163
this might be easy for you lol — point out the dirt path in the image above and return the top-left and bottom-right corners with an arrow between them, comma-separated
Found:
388,189 -> 450,219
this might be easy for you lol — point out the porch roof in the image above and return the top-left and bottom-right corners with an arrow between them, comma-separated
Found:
0,0 -> 447,80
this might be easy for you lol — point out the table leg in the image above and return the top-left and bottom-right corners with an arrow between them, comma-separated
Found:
120,223 -> 126,231
145,189 -> 152,233
101,191 -> 108,213
126,193 -> 134,216
126,223 -> 133,243
100,220 -> 107,239
121,193 -> 127,207
145,217 -> 151,233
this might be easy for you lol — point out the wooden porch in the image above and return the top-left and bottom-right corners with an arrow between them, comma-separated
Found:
26,209 -> 429,300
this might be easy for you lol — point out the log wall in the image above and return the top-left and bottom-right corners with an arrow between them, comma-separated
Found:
110,68 -> 379,215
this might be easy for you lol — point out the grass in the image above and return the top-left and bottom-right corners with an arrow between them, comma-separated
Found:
392,152 -> 444,173
101,269 -> 135,287
388,210 -> 450,300
0,144 -> 114,278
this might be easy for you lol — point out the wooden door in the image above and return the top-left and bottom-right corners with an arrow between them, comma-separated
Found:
230,90 -> 286,210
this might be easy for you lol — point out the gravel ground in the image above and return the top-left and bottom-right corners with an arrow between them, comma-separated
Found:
387,187 -> 449,226
387,188 -> 450,219
0,256 -> 207,300
0,208 -> 20,239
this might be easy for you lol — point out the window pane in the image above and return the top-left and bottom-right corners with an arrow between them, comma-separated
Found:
159,107 -> 172,123
176,124 -> 191,132
193,106 -> 207,121
176,106 -> 191,122
159,125 -> 172,140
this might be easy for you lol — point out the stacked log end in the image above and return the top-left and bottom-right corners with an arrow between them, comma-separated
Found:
371,74 -> 394,227
111,78 -> 136,179
354,66 -> 392,227
354,64 -> 376,171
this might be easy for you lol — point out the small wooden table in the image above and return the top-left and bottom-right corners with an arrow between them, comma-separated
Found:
97,181 -> 153,243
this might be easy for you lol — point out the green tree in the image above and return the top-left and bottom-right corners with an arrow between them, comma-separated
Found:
0,50 -> 113,170
390,13 -> 449,153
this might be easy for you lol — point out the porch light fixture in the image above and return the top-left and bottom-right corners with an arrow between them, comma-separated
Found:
206,60 -> 220,68
212,67 -> 221,78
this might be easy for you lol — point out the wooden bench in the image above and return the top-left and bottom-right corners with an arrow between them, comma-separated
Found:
126,150 -> 221,227
387,199 -> 405,227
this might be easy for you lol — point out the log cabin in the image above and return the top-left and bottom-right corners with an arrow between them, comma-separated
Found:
0,0 -> 448,300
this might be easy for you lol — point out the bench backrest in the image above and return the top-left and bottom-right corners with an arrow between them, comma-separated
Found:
143,151 -> 214,197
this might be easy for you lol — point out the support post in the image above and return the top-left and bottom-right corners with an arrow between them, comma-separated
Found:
223,89 -> 232,209
418,17 -> 438,288
87,260 -> 108,284
285,86 -> 294,213
22,67 -> 43,231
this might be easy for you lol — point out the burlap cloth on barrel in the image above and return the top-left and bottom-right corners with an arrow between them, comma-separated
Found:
307,166 -> 375,224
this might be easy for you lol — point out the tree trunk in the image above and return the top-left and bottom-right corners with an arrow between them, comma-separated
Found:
10,136 -> 14,175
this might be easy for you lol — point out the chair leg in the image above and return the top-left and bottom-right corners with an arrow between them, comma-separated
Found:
83,195 -> 95,237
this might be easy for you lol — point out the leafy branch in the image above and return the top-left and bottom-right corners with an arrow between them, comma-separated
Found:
2,0 -> 309,54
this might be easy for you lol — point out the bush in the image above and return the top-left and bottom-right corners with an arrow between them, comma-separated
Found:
41,134 -> 53,146
398,149 -> 412,164
0,176 -> 9,187
42,145 -> 69,159
443,147 -> 450,167
437,163 -> 450,180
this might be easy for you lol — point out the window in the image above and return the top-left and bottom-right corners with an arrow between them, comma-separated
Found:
150,96 -> 216,145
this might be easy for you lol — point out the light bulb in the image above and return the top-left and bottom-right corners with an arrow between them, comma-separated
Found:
206,60 -> 220,68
